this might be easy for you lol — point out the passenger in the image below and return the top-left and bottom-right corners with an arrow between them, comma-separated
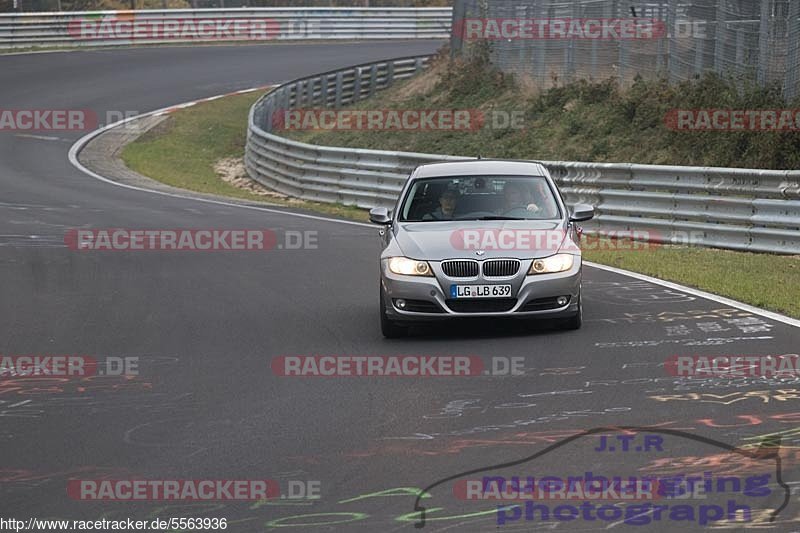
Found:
424,189 -> 460,220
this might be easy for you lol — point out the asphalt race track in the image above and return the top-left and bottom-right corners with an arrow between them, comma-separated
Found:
1,43 -> 799,532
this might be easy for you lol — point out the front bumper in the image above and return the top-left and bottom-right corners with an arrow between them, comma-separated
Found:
380,257 -> 581,322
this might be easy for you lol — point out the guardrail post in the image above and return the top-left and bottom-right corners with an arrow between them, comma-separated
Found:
321,74 -> 329,107
296,81 -> 304,108
335,72 -> 344,108
293,81 -> 303,108
306,78 -> 315,106
352,67 -> 362,104
282,87 -> 290,112
267,102 -> 278,131
386,61 -> 395,86
414,57 -> 424,74
264,100 -> 273,132
368,64 -> 378,98
298,81 -> 306,108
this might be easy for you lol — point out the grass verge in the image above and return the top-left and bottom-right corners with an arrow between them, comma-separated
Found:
120,92 -> 368,222
121,71 -> 800,319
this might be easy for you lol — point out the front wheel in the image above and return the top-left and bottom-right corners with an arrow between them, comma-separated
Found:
561,295 -> 582,330
380,289 -> 408,338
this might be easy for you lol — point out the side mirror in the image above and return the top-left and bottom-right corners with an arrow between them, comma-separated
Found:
569,204 -> 595,222
369,207 -> 392,225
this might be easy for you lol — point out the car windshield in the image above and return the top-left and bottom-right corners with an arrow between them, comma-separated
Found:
399,175 -> 561,222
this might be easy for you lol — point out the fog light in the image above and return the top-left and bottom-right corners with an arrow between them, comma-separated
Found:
557,296 -> 569,306
396,299 -> 407,310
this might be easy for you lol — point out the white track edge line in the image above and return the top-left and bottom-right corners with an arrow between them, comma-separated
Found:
585,261 -> 800,329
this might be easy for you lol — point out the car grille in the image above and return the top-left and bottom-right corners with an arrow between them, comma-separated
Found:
445,298 -> 517,313
483,259 -> 521,277
441,260 -> 479,278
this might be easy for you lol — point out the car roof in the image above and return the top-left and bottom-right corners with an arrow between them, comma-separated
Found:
413,159 -> 549,179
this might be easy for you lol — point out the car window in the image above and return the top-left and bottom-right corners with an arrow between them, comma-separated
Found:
399,175 -> 560,222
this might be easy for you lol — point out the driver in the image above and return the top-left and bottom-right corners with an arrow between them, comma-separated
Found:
423,188 -> 460,220
499,181 -> 541,214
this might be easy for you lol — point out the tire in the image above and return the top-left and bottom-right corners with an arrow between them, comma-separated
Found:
380,289 -> 409,338
561,295 -> 582,330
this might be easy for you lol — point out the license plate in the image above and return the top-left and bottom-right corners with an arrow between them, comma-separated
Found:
450,284 -> 512,299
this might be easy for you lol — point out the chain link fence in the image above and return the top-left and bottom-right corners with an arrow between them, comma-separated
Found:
450,0 -> 800,100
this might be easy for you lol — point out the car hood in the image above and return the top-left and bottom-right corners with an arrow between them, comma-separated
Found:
393,220 -> 571,261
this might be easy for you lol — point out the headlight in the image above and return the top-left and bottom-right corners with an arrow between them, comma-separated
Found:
528,254 -> 575,275
388,257 -> 434,277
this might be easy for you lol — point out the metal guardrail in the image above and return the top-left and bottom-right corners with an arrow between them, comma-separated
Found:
245,56 -> 800,255
0,7 -> 452,48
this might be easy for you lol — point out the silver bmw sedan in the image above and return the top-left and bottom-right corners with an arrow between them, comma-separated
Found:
370,160 -> 595,338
